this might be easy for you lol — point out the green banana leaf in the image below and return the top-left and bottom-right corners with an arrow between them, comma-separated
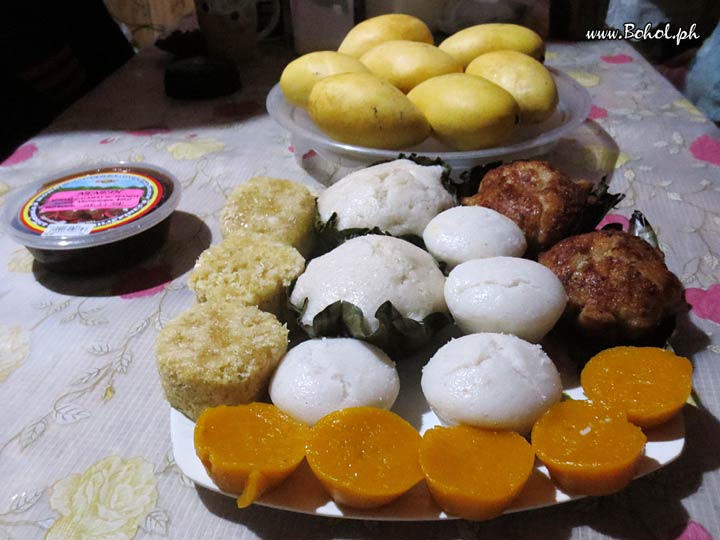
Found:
290,296 -> 452,355
313,212 -> 425,257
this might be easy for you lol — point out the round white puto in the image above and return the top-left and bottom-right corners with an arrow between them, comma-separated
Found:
421,332 -> 562,434
423,206 -> 527,269
317,158 -> 455,238
269,337 -> 400,425
444,256 -> 567,342
290,235 -> 447,332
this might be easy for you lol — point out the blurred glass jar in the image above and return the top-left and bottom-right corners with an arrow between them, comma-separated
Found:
195,0 -> 280,62
290,0 -> 358,53
438,0 -> 546,37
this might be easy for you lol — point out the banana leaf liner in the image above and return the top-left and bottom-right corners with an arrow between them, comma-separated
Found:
558,209 -> 679,367
579,177 -> 626,233
289,294 -> 452,355
454,160 -> 504,199
313,212 -> 425,257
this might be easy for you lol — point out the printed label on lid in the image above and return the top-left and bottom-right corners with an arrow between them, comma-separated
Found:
20,170 -> 165,236
42,189 -> 145,212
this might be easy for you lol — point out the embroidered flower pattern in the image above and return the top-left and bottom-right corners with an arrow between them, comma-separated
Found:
601,53 -> 634,64
689,135 -> 720,166
676,521 -> 713,540
588,105 -> 609,120
7,248 -> 34,273
0,324 -> 30,383
167,138 -> 225,159
1,143 -> 38,166
566,71 -> 600,87
46,456 -> 157,540
685,285 -> 720,324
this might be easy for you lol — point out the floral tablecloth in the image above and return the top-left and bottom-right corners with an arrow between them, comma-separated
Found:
1,38 -> 719,540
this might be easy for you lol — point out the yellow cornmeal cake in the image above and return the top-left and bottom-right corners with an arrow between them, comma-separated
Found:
156,303 -> 288,421
220,176 -> 316,256
188,231 -> 305,315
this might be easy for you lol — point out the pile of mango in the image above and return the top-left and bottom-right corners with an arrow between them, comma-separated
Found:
280,14 -> 558,151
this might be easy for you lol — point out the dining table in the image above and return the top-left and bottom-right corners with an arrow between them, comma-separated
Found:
1,31 -> 719,540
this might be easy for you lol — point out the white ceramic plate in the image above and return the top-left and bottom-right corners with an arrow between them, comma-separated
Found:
265,68 -> 592,184
171,345 -> 685,521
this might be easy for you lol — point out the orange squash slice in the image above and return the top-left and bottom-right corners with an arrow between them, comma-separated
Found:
194,403 -> 310,508
305,407 -> 423,508
581,346 -> 693,429
531,399 -> 646,495
419,425 -> 535,520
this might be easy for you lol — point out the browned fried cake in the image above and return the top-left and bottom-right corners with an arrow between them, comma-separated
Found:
538,230 -> 684,348
462,161 -> 592,255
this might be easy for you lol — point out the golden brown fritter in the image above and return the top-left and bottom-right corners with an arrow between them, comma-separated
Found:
461,161 -> 592,255
538,230 -> 684,347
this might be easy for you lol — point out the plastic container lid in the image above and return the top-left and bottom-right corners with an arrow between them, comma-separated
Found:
2,163 -> 182,251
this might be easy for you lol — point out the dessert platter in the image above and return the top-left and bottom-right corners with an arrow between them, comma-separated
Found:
160,14 -> 694,524
164,156 -> 690,521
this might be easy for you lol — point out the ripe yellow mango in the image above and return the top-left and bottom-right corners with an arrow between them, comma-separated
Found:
408,73 -> 519,151
308,72 -> 430,149
360,40 -> 463,94
439,23 -> 545,67
466,50 -> 558,124
280,51 -> 369,108
338,14 -> 433,58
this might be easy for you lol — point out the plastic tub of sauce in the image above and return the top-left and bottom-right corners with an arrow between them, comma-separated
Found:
2,163 -> 181,272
